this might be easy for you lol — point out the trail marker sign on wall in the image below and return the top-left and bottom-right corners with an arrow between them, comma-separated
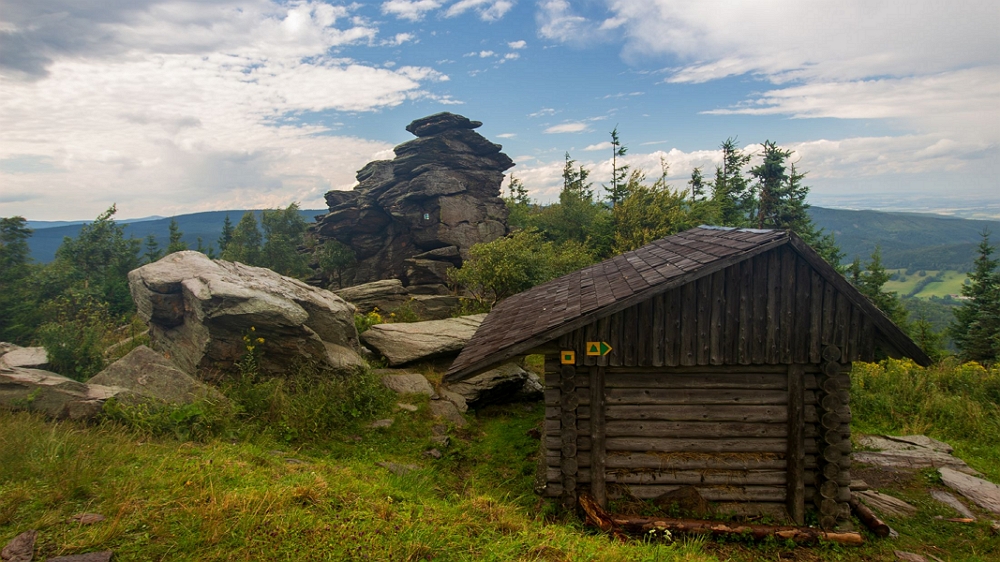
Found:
586,341 -> 612,356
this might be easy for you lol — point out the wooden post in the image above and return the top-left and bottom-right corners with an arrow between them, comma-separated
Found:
787,364 -> 805,525
560,365 -> 578,508
590,366 -> 607,508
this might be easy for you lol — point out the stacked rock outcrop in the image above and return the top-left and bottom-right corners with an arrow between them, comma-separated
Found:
311,113 -> 513,292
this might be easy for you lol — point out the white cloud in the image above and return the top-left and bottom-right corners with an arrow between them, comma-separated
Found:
544,122 -> 588,133
381,0 -> 443,21
496,133 -> 516,138
528,108 -> 556,118
479,50 -> 496,58
0,1 -> 449,219
507,40 -> 527,49
381,32 -> 417,46
583,142 -> 612,151
503,53 -> 520,60
446,0 -> 514,21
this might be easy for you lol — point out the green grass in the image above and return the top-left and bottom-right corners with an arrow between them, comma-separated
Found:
2,359 -> 1000,561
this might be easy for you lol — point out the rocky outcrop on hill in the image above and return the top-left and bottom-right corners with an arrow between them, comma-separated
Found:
0,367 -> 120,420
89,346 -> 227,405
311,112 -> 513,291
129,251 -> 362,377
360,314 -> 486,366
334,278 -> 460,320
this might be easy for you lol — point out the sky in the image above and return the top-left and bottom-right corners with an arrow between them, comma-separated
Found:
1,0 -> 998,221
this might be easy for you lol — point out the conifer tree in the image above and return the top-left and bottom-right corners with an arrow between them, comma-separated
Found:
688,167 -> 705,201
222,211 -> 263,265
606,127 -> 630,207
951,230 -> 1000,364
219,214 -> 234,253
710,137 -> 752,226
143,234 -> 163,263
166,218 -> 187,254
847,247 -> 909,329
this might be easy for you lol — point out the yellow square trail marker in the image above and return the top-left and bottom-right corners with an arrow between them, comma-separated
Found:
560,351 -> 575,364
586,341 -> 613,356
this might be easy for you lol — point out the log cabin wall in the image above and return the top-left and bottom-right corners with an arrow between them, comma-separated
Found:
541,245 -> 861,526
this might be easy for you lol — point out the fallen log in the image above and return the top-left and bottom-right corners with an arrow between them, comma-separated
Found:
849,496 -> 891,537
577,493 -> 863,546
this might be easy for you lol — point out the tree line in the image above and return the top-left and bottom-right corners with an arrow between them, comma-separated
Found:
1,131 -> 998,366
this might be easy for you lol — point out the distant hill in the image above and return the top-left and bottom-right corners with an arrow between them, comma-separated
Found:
808,207 -> 1000,271
21,206 -> 1000,270
25,209 -> 326,263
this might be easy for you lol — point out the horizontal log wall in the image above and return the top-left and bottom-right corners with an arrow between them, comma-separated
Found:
558,245 -> 877,368
543,363 -> 825,521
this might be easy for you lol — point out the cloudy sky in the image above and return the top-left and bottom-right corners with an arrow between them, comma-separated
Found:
2,0 -> 998,221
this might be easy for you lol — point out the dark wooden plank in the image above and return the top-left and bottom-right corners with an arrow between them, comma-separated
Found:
605,388 -> 789,405
652,292 -> 665,367
697,274 -> 712,365
609,309 -> 622,367
738,259 -> 752,364
605,404 -> 788,423
604,452 -> 788,470
665,287 -> 681,367
787,364 -> 806,525
583,319 -> 597,367
596,315 -> 611,368
821,279 -> 835,346
637,300 -> 652,367
766,249 -> 781,364
809,269 -> 824,363
590,366 -> 607,507
710,269 -> 725,365
793,256 -> 810,364
623,304 -> 638,366
859,316 -> 875,361
606,437 -> 788,454
724,263 -> 739,364
848,305 -> 862,362
753,254 -> 768,364
834,291 -> 850,353
602,470 -> 787,487
604,372 -> 787,389
604,420 -> 788,438
780,247 -> 796,363
681,281 -> 698,366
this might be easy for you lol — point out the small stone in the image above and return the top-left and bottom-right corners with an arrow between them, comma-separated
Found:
285,458 -> 306,465
1,530 -> 36,562
68,513 -> 105,525
396,403 -> 418,412
430,435 -> 450,448
429,400 -> 466,427
431,424 -> 448,436
376,461 -> 420,476
423,448 -> 442,459
894,551 -> 927,562
990,520 -> 1000,534
369,418 -> 394,429
46,552 -> 114,562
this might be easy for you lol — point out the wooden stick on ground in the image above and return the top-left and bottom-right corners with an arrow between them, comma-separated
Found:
578,493 -> 863,546
849,496 -> 892,537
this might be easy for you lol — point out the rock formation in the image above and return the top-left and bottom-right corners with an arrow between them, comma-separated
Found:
311,112 -> 513,292
128,251 -> 362,377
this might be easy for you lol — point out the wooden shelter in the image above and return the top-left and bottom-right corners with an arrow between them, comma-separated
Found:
446,226 -> 931,528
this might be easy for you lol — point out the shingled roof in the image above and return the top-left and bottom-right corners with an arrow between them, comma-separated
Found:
446,226 -> 931,381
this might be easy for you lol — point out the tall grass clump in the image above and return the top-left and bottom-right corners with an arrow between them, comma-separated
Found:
852,358 -> 1000,477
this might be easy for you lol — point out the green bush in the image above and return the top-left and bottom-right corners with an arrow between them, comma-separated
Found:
101,397 -> 234,441
36,294 -> 118,381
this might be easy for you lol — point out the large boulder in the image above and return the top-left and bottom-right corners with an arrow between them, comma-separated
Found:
440,363 -> 543,411
310,113 -> 512,291
0,366 -> 122,420
129,251 -> 362,377
360,314 -> 486,366
88,346 -> 227,405
335,279 -> 409,314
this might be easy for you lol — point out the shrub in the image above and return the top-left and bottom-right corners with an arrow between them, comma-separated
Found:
37,294 -> 118,381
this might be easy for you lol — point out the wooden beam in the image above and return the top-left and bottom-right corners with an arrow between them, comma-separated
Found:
590,366 -> 607,508
787,364 -> 806,525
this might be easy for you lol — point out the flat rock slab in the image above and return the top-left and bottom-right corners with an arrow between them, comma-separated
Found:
929,490 -> 976,519
859,435 -> 953,454
379,372 -> 434,396
369,418 -> 394,429
0,347 -> 49,370
442,363 -> 543,410
857,490 -> 918,518
939,467 -> 1000,515
68,513 -> 106,525
1,530 -> 36,562
361,315 -> 485,366
0,367 -> 123,420
853,450 -> 977,475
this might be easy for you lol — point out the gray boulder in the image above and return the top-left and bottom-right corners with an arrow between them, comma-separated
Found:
379,371 -> 435,396
0,366 -> 122,420
335,279 -> 409,314
88,346 -> 227,405
129,251 -> 362,377
360,314 -> 485,366
0,346 -> 49,370
441,363 -> 544,411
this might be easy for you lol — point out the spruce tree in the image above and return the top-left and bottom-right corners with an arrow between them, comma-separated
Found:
219,214 -> 234,253
222,211 -> 262,265
166,218 -> 187,254
688,167 -> 705,201
606,127 -> 630,207
143,234 -> 163,263
710,137 -> 752,226
950,230 -> 1000,364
